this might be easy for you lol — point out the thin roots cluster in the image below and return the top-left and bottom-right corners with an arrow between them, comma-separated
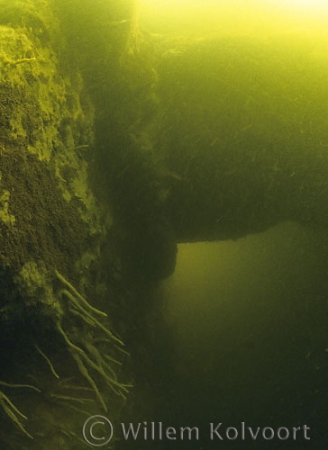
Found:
0,270 -> 131,439
54,270 -> 131,411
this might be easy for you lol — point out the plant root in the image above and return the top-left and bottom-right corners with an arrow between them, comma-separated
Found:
55,270 -> 123,346
54,271 -> 131,410
0,391 -> 33,439
34,344 -> 60,379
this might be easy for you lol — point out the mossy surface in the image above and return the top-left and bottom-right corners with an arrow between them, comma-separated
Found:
0,145 -> 86,275
0,0 -> 101,232
0,1 -> 133,448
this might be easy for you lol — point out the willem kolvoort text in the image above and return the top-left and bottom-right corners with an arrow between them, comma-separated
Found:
120,422 -> 310,442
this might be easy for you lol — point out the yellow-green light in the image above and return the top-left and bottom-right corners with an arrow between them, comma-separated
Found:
139,0 -> 328,38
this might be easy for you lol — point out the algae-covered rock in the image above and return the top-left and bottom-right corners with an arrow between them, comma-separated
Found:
0,1 -> 134,448
0,189 -> 15,226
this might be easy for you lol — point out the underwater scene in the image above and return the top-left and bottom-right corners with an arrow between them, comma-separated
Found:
0,0 -> 327,448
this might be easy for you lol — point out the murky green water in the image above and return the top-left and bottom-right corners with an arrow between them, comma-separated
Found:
159,223 -> 328,449
122,2 -> 328,449
1,1 -> 328,449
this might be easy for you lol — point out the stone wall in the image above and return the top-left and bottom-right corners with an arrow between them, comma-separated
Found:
0,1 -> 138,448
